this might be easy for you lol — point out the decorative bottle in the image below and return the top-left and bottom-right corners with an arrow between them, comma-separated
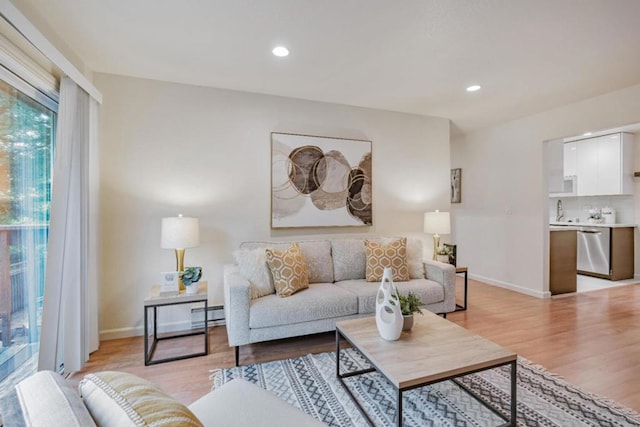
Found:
375,267 -> 403,341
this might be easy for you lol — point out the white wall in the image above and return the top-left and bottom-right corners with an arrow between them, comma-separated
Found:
95,73 -> 451,340
451,83 -> 640,297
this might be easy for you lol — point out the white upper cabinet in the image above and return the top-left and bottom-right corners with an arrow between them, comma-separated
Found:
547,139 -> 564,193
576,137 -> 599,195
598,134 -> 622,195
563,141 -> 577,176
576,133 -> 633,196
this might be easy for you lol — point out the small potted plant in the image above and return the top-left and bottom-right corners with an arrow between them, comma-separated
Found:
391,291 -> 423,331
436,247 -> 450,263
180,267 -> 202,294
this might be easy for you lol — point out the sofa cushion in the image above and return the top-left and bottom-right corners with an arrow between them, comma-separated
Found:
364,238 -> 410,282
335,278 -> 444,314
331,239 -> 367,281
240,240 -> 333,283
7,370 -> 96,427
79,371 -> 203,427
233,247 -> 274,299
266,243 -> 310,297
405,237 -> 425,279
249,283 -> 358,328
189,378 -> 325,426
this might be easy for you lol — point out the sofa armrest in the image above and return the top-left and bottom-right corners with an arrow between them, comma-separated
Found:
0,371 -> 96,427
224,264 -> 251,346
424,260 -> 456,313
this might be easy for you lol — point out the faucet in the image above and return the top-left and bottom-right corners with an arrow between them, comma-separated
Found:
556,199 -> 564,222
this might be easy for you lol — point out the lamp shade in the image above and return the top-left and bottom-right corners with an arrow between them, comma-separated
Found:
424,211 -> 450,235
161,216 -> 200,249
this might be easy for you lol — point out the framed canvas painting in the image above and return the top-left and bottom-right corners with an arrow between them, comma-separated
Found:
271,132 -> 372,228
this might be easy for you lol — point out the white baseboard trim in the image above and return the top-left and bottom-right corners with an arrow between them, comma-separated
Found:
100,326 -> 142,341
99,320 -> 193,341
469,273 -> 551,299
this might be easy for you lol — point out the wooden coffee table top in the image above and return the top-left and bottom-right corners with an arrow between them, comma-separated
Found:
336,311 -> 517,390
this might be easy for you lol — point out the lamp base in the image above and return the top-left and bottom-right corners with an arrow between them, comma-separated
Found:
432,234 -> 441,261
175,248 -> 186,291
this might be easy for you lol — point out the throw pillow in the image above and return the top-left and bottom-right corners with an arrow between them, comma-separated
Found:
79,371 -> 203,427
265,242 -> 309,297
405,237 -> 425,279
365,237 -> 410,282
240,240 -> 333,284
331,239 -> 367,281
233,247 -> 275,299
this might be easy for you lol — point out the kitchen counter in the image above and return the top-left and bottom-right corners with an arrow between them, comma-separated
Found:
550,222 -> 637,228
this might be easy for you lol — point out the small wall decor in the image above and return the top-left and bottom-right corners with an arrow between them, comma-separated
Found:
271,132 -> 372,228
451,168 -> 462,203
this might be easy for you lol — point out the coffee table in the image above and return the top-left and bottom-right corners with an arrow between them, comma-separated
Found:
336,312 -> 517,426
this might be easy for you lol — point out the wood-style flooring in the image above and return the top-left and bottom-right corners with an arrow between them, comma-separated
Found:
69,278 -> 640,412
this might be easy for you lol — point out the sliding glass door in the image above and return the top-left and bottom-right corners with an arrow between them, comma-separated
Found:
0,77 -> 55,391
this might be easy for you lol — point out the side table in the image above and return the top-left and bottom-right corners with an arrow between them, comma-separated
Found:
144,281 -> 209,365
454,267 -> 468,311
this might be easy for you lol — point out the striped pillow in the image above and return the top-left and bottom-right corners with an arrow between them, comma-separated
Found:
79,371 -> 203,426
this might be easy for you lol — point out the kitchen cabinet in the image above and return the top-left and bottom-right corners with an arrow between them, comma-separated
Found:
576,137 -> 599,195
549,229 -> 577,295
610,227 -> 634,281
576,133 -> 633,196
564,141 -> 577,176
547,139 -> 564,193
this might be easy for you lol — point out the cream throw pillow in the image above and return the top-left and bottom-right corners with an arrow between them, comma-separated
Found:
233,247 -> 275,299
265,242 -> 309,297
79,371 -> 203,427
365,237 -> 410,282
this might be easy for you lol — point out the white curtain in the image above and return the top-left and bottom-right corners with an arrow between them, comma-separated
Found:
38,76 -> 99,374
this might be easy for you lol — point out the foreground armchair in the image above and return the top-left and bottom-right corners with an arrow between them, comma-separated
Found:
1,370 -> 324,426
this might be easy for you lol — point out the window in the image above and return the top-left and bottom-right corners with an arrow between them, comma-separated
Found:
0,77 -> 56,390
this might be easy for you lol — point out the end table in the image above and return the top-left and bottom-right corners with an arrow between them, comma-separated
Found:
455,267 -> 468,311
144,281 -> 209,365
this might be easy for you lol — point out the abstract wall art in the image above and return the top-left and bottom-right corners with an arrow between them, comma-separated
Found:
271,132 -> 372,228
451,168 -> 462,203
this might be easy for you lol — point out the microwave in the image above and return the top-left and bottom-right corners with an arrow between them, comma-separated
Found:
550,175 -> 577,197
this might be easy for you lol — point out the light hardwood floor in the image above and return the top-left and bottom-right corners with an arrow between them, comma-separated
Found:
69,278 -> 640,411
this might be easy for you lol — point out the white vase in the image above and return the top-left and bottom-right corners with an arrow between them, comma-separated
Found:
185,284 -> 198,295
375,267 -> 403,341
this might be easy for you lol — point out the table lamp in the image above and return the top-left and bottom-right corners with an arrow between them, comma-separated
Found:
424,210 -> 450,260
161,214 -> 199,290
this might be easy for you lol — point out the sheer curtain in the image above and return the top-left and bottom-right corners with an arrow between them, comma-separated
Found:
38,76 -> 99,374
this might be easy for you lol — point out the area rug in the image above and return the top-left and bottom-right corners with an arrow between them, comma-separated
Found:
211,349 -> 640,427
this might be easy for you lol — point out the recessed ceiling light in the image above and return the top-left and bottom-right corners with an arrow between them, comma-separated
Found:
466,85 -> 481,92
272,46 -> 289,57
583,132 -> 592,136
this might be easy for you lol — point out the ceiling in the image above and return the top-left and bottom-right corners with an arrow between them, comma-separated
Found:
15,0 -> 640,133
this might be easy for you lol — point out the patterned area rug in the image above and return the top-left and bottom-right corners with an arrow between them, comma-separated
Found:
212,349 -> 640,427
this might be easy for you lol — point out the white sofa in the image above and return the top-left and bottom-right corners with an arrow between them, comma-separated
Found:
225,237 -> 456,365
0,370 -> 324,426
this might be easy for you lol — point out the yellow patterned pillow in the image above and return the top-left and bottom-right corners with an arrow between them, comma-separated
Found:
265,242 -> 309,297
365,238 -> 410,282
79,371 -> 203,426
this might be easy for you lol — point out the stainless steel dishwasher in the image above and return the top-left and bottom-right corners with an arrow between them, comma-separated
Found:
576,226 -> 610,277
